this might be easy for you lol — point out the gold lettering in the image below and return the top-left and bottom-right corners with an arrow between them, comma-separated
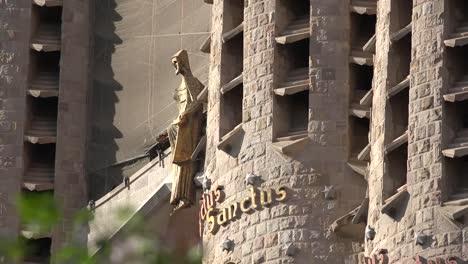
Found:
199,197 -> 206,221
275,186 -> 287,202
207,208 -> 217,234
227,202 -> 239,219
240,197 -> 253,212
214,188 -> 222,202
217,208 -> 228,226
260,189 -> 273,207
206,192 -> 214,209
249,186 -> 259,209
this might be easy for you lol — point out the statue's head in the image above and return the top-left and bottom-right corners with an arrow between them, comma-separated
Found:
171,50 -> 191,76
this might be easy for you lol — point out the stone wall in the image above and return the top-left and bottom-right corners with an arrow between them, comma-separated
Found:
0,0 -> 30,238
367,0 -> 468,262
52,0 -> 92,252
202,0 -> 366,263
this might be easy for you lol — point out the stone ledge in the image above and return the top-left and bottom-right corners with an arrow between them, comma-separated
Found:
444,77 -> 468,102
21,229 -> 52,240
350,0 -> 377,15
217,124 -> 243,153
191,135 -> 206,160
362,34 -> 376,53
220,73 -> 243,95
390,23 -> 412,43
331,198 -> 368,240
381,184 -> 408,216
359,89 -> 373,106
222,22 -> 244,43
274,81 -> 309,96
199,35 -> 211,53
350,49 -> 373,66
347,159 -> 368,180
349,104 -> 371,119
33,0 -> 63,6
384,130 -> 408,154
28,89 -> 59,98
271,131 -> 309,155
445,23 -> 468,47
442,129 -> 468,158
387,75 -> 410,99
275,16 -> 309,45
23,180 -> 54,192
357,143 -> 371,161
440,197 -> 468,221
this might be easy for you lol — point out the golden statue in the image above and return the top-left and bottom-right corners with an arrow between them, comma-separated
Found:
167,50 -> 204,211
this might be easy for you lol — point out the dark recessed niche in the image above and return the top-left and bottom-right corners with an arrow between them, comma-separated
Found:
223,0 -> 244,33
219,0 -> 244,139
23,237 -> 52,263
389,34 -> 411,86
276,0 -> 310,32
350,116 -> 370,156
351,13 -> 376,49
24,142 -> 56,170
221,33 -> 243,86
30,51 -> 61,75
275,90 -> 309,136
391,0 -> 412,30
220,84 -> 243,137
385,142 -> 408,197
388,88 -> 409,139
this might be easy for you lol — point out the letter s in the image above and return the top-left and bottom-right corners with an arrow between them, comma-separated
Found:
275,186 -> 287,202
207,208 -> 217,234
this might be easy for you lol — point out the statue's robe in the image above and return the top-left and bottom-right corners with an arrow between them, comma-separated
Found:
168,74 -> 204,209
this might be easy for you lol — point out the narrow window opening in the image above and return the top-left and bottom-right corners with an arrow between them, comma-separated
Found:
220,85 -> 243,138
274,38 -> 309,139
222,0 -> 244,34
219,0 -> 244,140
29,51 -> 61,96
31,6 -> 62,51
275,90 -> 309,137
351,13 -> 376,52
385,143 -> 408,196
26,97 -> 58,138
350,117 -> 370,160
275,0 -> 310,44
348,10 -> 375,163
445,157 -> 468,200
388,89 -> 409,140
443,101 -> 468,200
23,237 -> 52,263
276,38 -> 309,89
24,143 -> 56,176
383,2 -> 412,203
388,35 -> 411,88
393,0 -> 412,30
350,64 -> 373,102
445,0 -> 468,47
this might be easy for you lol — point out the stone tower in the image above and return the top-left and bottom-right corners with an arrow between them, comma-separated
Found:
0,0 -> 91,261
202,0 -> 368,262
366,0 -> 468,262
202,0 -> 468,263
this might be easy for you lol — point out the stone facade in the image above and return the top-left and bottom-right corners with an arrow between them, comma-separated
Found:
202,0 -> 468,263
0,0 -> 31,239
367,0 -> 468,262
202,0 -> 366,263
0,0 -> 92,260
2,0 -> 468,263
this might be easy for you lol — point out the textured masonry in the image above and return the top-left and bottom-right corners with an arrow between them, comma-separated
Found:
202,0 -> 367,263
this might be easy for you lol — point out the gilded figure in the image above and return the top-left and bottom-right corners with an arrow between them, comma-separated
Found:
167,50 -> 204,211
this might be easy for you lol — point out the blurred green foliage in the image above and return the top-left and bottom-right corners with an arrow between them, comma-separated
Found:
0,192 -> 202,264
